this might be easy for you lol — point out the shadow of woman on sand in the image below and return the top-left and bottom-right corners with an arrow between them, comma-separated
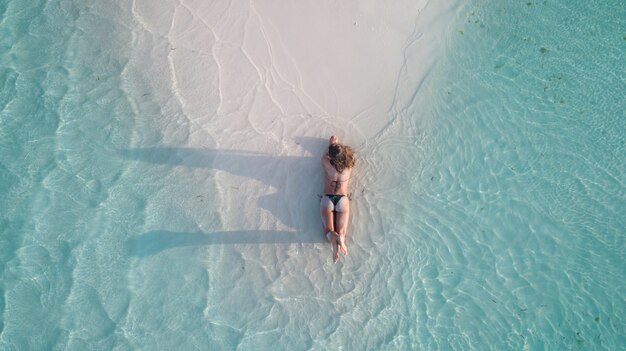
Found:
121,136 -> 329,256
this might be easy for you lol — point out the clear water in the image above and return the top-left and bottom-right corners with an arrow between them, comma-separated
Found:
395,0 -> 626,349
1,0 -> 624,350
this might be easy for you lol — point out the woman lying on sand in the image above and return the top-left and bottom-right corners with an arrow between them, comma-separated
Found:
320,135 -> 355,263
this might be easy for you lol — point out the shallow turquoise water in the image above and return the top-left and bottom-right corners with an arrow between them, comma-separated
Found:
406,0 -> 625,348
1,0 -> 624,350
0,1 -> 146,349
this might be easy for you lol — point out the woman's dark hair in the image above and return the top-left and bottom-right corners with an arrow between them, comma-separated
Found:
328,143 -> 355,173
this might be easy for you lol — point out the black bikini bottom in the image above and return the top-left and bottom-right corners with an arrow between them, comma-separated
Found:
324,194 -> 345,206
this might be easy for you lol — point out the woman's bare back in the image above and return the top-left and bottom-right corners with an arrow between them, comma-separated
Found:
322,155 -> 352,195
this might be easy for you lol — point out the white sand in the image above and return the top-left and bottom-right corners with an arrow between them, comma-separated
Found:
128,0 -> 458,249
129,0 -> 458,137
127,0 -> 456,220
121,0 -> 460,346
125,0 -> 459,256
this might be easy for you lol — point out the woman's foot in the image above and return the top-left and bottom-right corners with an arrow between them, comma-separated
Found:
326,231 -> 339,242
338,233 -> 348,256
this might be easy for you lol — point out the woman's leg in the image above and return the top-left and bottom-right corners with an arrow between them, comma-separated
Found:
334,197 -> 350,255
320,196 -> 335,238
320,197 -> 340,262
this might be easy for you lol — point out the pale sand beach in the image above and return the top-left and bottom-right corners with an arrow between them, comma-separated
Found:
124,0 -> 459,241
118,2 -> 459,346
